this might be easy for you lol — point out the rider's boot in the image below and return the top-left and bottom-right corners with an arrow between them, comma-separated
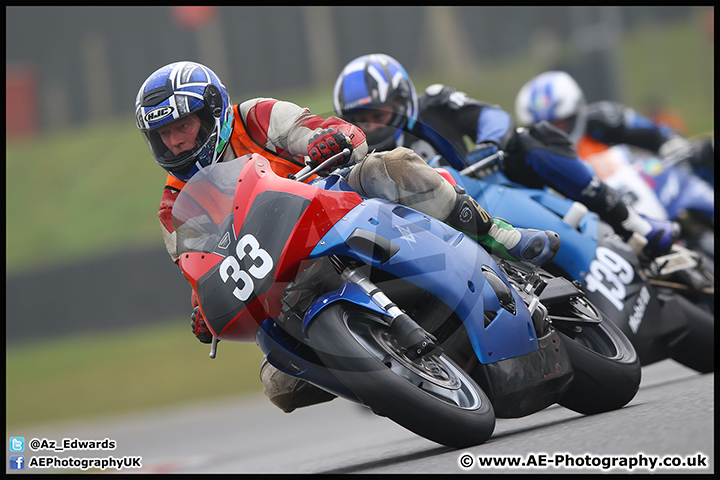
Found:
260,355 -> 336,413
444,187 -> 560,266
585,183 -> 680,257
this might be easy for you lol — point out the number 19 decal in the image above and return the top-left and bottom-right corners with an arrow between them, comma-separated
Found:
219,234 -> 274,301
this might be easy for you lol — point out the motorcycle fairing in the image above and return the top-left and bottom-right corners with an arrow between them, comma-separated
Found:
591,229 -> 687,364
255,318 -> 361,402
177,155 -> 363,342
452,169 -> 599,281
194,191 -> 311,339
306,194 -> 540,364
635,157 -> 714,221
446,165 -> 697,366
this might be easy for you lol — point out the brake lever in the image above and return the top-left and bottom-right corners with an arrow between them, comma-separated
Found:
459,151 -> 505,178
293,148 -> 351,183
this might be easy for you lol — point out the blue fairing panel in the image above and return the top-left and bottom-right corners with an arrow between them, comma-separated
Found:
307,197 -> 538,364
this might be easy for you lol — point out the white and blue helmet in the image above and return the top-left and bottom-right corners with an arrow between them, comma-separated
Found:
515,71 -> 586,143
135,61 -> 234,181
333,53 -> 418,151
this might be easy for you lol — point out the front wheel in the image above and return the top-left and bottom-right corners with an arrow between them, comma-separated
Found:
306,302 -> 495,448
556,306 -> 641,415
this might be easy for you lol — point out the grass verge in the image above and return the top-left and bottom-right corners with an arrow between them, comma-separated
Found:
6,319 -> 264,430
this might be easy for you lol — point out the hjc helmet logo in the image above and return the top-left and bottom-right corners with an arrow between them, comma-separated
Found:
145,106 -> 175,123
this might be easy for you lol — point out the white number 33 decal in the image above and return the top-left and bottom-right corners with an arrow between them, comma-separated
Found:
219,234 -> 274,302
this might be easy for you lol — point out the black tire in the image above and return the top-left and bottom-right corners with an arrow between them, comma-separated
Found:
668,251 -> 714,373
495,259 -> 641,415
306,302 -> 495,448
557,303 -> 641,415
667,295 -> 714,373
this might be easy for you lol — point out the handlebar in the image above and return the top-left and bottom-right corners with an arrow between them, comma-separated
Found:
293,148 -> 351,183
459,150 -> 505,178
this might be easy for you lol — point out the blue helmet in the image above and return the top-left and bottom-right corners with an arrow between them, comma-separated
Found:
135,61 -> 234,182
333,53 -> 418,151
515,71 -> 587,144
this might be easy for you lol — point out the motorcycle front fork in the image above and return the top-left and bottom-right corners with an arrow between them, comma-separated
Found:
328,255 -> 442,360
499,262 -> 551,337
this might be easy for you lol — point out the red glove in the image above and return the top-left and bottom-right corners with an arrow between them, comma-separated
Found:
307,128 -> 354,168
190,289 -> 214,344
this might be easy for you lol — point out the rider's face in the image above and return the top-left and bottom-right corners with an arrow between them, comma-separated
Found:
158,114 -> 202,156
549,118 -> 570,135
548,115 -> 580,140
348,105 -> 394,133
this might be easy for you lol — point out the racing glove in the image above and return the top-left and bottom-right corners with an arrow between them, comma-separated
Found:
658,135 -> 692,164
467,141 -> 499,165
638,214 -> 681,258
190,290 -> 214,344
191,307 -> 213,344
307,128 -> 354,169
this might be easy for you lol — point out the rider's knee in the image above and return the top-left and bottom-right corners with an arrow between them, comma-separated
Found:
349,147 -> 457,219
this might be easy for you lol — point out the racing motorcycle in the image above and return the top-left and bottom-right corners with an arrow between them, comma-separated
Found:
445,152 -> 714,374
580,143 -> 714,259
171,151 -> 640,448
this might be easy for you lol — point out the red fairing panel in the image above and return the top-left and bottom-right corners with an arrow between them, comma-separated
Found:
179,155 -> 362,342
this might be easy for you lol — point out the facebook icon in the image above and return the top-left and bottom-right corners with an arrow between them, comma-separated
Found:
10,455 -> 25,470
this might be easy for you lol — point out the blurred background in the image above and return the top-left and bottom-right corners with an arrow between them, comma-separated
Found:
5,6 -> 714,428
6,6 -> 714,137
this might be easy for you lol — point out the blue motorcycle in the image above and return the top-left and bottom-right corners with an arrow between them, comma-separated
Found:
630,150 -> 714,259
440,152 -> 714,374
172,152 -> 640,448
572,143 -> 714,259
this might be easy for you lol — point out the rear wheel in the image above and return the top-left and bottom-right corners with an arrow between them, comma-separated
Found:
667,294 -> 714,373
497,259 -> 641,414
660,250 -> 714,373
306,302 -> 495,448
555,298 -> 641,415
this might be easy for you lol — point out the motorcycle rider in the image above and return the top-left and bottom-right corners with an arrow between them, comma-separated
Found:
333,54 -> 682,257
514,70 -> 714,186
136,61 -> 560,413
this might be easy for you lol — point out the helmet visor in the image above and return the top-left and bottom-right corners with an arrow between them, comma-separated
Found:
144,110 -> 217,179
344,103 -> 406,150
549,114 -> 577,137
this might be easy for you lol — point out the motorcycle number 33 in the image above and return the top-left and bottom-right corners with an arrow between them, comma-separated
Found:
219,234 -> 274,302
584,247 -> 634,312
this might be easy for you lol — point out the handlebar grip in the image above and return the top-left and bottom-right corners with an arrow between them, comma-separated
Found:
295,148 -> 351,182
460,150 -> 505,178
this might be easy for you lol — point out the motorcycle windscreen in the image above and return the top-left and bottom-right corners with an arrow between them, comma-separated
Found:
173,157 -> 250,256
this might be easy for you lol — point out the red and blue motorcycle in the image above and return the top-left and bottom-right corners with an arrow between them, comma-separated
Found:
172,151 -> 640,448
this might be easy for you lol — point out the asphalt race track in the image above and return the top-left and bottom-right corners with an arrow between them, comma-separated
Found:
7,360 -> 713,474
